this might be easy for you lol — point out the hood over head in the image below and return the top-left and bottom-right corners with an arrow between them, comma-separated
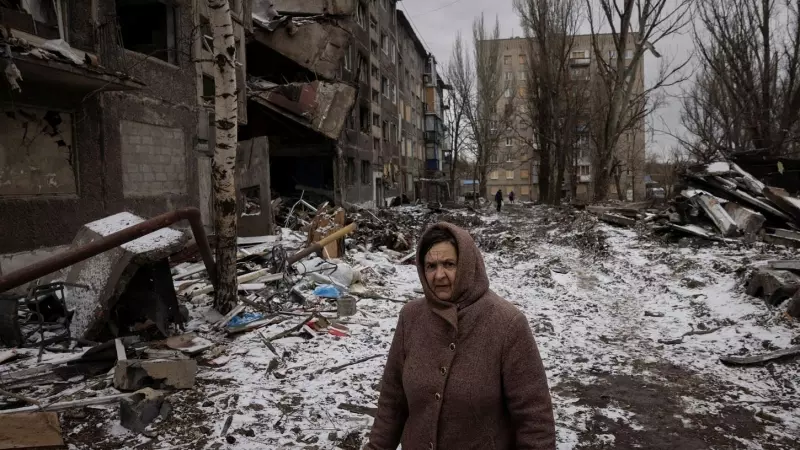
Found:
416,222 -> 490,329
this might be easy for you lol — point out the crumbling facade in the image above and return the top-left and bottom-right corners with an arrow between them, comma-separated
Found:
0,0 -> 218,274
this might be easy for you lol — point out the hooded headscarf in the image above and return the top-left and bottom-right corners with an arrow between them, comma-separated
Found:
416,222 -> 490,330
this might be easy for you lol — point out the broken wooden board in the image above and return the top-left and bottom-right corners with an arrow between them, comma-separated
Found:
668,223 -> 716,239
762,233 -> 800,249
0,350 -> 18,366
0,412 -> 64,449
599,213 -> 636,227
0,393 -> 132,415
720,345 -> 800,366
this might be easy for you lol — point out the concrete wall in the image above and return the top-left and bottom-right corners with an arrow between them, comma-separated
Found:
0,0 -> 200,255
120,121 -> 187,197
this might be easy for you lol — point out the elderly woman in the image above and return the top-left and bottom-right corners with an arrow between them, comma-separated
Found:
365,223 -> 556,450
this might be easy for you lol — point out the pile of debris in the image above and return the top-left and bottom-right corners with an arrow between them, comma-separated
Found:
586,160 -> 800,319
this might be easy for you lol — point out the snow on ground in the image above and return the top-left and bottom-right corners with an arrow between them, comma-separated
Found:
65,204 -> 799,449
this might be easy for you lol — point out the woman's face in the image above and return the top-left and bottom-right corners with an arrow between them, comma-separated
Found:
424,241 -> 458,301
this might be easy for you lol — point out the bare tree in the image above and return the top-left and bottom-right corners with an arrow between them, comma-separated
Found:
456,15 -> 512,200
515,0 -> 584,204
445,40 -> 471,195
585,0 -> 692,201
685,0 -> 800,159
208,0 -> 239,312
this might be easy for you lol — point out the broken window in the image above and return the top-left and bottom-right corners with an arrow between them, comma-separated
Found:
361,160 -> 370,184
116,0 -> 177,64
372,113 -> 380,127
371,39 -> 379,55
359,105 -> 370,132
371,64 -> 379,81
391,81 -> 396,104
519,54 -> 526,64
200,17 -> 213,52
343,45 -> 352,71
359,54 -> 368,83
4,0 -> 66,40
202,74 -> 215,106
241,186 -> 261,216
372,88 -> 379,103
355,2 -> 366,28
381,76 -> 388,97
382,120 -> 388,141
373,138 -> 380,150
504,55 -> 511,65
381,32 -> 388,55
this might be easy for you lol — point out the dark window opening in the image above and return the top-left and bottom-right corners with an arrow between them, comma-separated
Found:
200,17 -> 213,52
359,105 -> 370,133
361,160 -> 370,184
202,74 -> 215,106
116,0 -> 177,64
241,186 -> 261,216
345,157 -> 356,186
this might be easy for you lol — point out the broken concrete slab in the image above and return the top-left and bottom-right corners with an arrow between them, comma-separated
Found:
249,79 -> 357,140
113,359 -> 197,391
63,212 -> 187,339
0,412 -> 64,449
692,192 -> 738,236
787,293 -> 800,318
119,388 -> 169,434
724,202 -> 765,235
252,20 -> 350,80
763,187 -> 800,224
165,333 -> 214,356
762,232 -> 800,249
745,269 -> 800,306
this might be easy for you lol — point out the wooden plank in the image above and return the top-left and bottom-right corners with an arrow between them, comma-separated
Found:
0,393 -> 132,415
720,345 -> 800,366
0,412 -> 64,449
114,339 -> 126,361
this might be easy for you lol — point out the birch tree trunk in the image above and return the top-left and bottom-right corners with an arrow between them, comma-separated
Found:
208,0 -> 238,313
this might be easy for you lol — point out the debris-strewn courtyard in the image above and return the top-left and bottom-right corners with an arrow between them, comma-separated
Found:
4,203 -> 793,449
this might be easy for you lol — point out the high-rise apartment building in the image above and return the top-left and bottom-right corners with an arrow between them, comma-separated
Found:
485,34 -> 646,202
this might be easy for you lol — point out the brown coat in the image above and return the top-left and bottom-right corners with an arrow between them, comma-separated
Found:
366,223 -> 556,450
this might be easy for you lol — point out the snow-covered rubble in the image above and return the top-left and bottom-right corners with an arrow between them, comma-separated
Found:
3,204 -> 798,449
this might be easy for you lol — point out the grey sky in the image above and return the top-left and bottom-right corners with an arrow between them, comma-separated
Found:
398,0 -> 694,159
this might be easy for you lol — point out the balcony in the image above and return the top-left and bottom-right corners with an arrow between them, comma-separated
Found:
579,175 -> 592,183
569,58 -> 591,66
424,131 -> 441,144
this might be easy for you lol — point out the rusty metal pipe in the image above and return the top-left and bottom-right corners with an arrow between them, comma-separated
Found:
0,208 -> 216,293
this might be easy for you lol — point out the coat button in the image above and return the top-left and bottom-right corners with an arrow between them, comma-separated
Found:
449,343 -> 455,351
440,367 -> 447,375
435,392 -> 441,400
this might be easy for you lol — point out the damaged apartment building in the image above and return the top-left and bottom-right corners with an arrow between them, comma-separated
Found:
246,0 -> 446,208
0,0 -> 248,274
0,0 -> 445,273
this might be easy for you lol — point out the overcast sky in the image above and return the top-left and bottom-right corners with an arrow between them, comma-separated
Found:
398,0 -> 695,159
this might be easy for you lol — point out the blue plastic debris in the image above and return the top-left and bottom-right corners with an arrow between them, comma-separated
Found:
313,284 -> 341,299
227,312 -> 264,327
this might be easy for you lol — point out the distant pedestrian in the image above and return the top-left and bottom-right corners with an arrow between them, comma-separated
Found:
509,191 -> 515,204
495,189 -> 503,212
